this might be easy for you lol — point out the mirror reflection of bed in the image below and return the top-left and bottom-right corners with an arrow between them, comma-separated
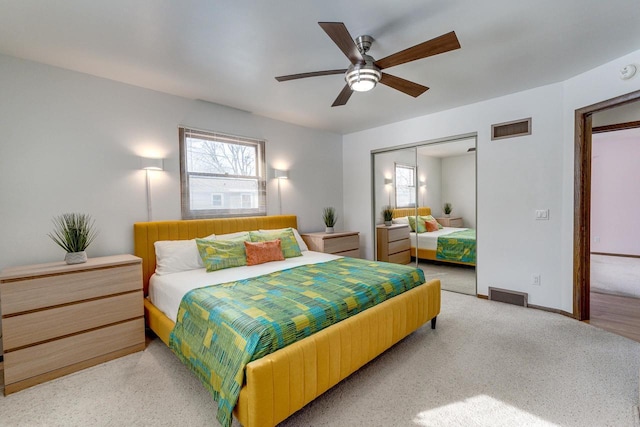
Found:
393,206 -> 476,296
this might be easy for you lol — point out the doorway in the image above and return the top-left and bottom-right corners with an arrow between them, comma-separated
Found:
574,89 -> 640,342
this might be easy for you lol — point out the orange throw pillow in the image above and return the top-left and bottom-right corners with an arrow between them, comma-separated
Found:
244,239 -> 285,266
425,218 -> 440,232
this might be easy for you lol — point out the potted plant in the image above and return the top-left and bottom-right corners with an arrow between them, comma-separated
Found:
382,205 -> 394,226
48,213 -> 99,264
323,207 -> 337,234
443,203 -> 452,217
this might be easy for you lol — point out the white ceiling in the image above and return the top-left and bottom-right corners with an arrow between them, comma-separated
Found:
1,0 -> 639,135
417,138 -> 476,158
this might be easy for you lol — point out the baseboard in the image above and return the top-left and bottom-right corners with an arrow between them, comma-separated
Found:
477,294 -> 574,318
591,252 -> 640,259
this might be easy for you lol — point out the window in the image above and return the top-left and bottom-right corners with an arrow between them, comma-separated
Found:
180,127 -> 266,218
395,163 -> 416,208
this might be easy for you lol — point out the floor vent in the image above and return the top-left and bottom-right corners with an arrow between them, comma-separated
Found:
491,117 -> 532,140
488,287 -> 528,307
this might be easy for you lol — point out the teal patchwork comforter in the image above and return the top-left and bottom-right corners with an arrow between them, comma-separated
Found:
169,257 -> 425,427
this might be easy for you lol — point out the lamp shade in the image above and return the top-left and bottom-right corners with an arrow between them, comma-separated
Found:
140,157 -> 164,171
274,169 -> 289,179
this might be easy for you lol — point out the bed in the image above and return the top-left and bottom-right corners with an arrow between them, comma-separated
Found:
134,215 -> 441,427
392,207 -> 476,266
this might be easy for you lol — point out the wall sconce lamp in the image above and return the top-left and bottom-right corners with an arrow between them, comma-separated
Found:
273,168 -> 290,214
384,177 -> 393,186
140,157 -> 164,221
274,169 -> 289,179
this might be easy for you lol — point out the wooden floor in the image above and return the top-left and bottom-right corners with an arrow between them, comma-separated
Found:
588,291 -> 640,343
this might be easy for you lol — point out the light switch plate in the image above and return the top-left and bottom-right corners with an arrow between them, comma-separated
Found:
535,209 -> 549,220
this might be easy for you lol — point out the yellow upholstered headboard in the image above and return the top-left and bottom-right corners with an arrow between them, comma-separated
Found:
392,207 -> 431,218
133,215 -> 298,295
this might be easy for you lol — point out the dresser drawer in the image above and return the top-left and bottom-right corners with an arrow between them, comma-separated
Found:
323,235 -> 359,254
4,318 -> 144,385
337,249 -> 360,258
0,264 -> 142,315
2,291 -> 143,351
388,250 -> 411,265
388,226 -> 410,242
388,238 -> 410,255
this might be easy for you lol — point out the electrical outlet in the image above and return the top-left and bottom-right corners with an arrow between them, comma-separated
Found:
532,275 -> 541,286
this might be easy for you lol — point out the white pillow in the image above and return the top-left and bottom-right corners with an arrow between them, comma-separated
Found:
216,231 -> 250,240
154,234 -> 215,275
259,228 -> 308,251
392,216 -> 410,225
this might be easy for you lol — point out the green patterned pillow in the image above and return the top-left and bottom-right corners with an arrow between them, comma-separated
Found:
249,228 -> 302,258
408,216 -> 427,233
196,238 -> 248,272
421,215 -> 443,229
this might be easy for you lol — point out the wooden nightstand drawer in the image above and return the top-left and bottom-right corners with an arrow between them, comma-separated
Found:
323,235 -> 359,254
301,231 -> 360,258
436,217 -> 463,228
4,318 -> 144,385
388,238 -> 410,255
388,226 -> 410,242
3,291 -> 143,351
388,250 -> 411,265
0,262 -> 141,315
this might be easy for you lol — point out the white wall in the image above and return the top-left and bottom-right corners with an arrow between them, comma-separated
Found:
344,48 -> 640,313
441,153 -> 476,228
0,54 -> 343,271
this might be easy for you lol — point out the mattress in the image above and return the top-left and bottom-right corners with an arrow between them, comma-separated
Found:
409,227 -> 467,250
149,250 -> 339,322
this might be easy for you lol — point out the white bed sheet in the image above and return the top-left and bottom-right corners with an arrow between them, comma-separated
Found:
409,227 -> 468,250
149,251 -> 341,322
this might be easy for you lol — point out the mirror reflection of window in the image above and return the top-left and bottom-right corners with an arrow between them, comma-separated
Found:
395,163 -> 416,207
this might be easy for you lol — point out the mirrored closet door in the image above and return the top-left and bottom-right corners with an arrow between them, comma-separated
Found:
372,136 -> 477,295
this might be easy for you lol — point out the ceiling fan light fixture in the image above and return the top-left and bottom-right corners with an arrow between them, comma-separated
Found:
346,63 -> 381,92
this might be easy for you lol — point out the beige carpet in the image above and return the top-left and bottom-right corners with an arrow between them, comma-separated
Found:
1,291 -> 639,426
418,261 -> 476,295
591,254 -> 640,298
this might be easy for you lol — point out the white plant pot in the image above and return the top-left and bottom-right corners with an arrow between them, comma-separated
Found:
384,221 -> 392,226
65,251 -> 87,265
325,227 -> 334,234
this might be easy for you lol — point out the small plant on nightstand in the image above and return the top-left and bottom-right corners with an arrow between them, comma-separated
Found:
382,205 -> 394,226
48,213 -> 98,265
323,207 -> 337,234
443,202 -> 452,217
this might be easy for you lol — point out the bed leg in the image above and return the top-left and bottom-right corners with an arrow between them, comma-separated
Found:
431,316 -> 437,329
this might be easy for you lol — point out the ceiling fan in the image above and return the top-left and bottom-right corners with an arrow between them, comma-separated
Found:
275,22 -> 461,107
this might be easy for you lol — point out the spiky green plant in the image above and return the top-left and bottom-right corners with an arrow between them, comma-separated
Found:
443,203 -> 452,215
322,207 -> 337,227
382,205 -> 394,222
48,213 -> 98,253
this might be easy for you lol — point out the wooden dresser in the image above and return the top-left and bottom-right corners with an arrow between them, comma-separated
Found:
301,231 -> 360,258
376,224 -> 411,264
0,254 -> 145,395
436,216 -> 463,227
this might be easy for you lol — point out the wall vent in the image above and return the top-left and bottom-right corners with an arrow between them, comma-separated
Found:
488,287 -> 528,307
491,118 -> 532,140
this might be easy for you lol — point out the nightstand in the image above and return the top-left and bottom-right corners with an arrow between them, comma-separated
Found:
301,231 -> 360,258
376,224 -> 411,264
436,216 -> 463,227
0,254 -> 145,395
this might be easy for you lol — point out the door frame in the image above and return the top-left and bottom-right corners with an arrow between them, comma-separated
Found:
573,89 -> 640,320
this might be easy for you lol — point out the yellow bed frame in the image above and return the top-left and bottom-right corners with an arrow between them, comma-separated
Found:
392,207 -> 475,266
134,215 -> 441,427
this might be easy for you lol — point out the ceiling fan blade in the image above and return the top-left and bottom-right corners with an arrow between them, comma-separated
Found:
275,69 -> 347,82
380,73 -> 429,97
318,22 -> 363,65
332,84 -> 353,107
375,31 -> 460,69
